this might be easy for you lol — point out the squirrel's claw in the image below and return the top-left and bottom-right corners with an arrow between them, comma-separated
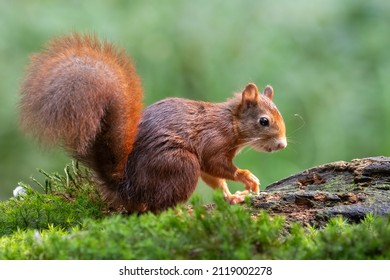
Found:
234,169 -> 260,194
248,173 -> 260,194
225,190 -> 250,204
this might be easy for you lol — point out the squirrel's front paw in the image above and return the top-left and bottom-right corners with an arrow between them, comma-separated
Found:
225,190 -> 250,204
234,169 -> 260,194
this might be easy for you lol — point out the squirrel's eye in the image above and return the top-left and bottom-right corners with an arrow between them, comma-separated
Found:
259,117 -> 269,127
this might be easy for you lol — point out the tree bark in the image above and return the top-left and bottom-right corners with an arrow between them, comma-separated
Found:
250,156 -> 390,227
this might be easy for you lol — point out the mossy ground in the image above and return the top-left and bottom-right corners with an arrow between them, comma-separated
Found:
1,162 -> 389,260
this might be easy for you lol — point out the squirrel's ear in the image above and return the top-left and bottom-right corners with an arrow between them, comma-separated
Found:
241,83 -> 259,107
263,85 -> 274,100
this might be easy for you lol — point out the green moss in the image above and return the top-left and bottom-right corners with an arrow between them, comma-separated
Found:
1,163 -> 390,259
0,162 -> 104,237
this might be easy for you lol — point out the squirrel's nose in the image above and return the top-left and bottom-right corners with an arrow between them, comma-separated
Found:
276,138 -> 287,150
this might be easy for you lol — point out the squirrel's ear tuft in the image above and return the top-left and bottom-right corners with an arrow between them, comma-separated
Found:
263,85 -> 274,100
241,83 -> 259,107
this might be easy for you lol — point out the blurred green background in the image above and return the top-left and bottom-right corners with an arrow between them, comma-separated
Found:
1,0 -> 389,201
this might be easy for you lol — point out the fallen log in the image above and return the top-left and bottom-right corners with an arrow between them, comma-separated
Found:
251,156 -> 390,227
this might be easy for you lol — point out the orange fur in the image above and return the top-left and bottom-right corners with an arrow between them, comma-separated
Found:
20,34 -> 143,197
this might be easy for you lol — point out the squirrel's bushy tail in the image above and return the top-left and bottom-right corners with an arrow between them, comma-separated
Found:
19,34 -> 143,200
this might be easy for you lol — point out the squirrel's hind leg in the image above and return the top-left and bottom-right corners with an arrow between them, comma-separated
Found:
142,149 -> 200,213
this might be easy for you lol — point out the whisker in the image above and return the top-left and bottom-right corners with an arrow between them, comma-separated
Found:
288,114 -> 306,136
285,145 -> 298,154
243,138 -> 266,146
286,137 -> 297,144
237,146 -> 253,155
230,137 -> 266,151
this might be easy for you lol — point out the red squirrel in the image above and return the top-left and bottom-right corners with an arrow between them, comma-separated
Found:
19,33 -> 287,213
